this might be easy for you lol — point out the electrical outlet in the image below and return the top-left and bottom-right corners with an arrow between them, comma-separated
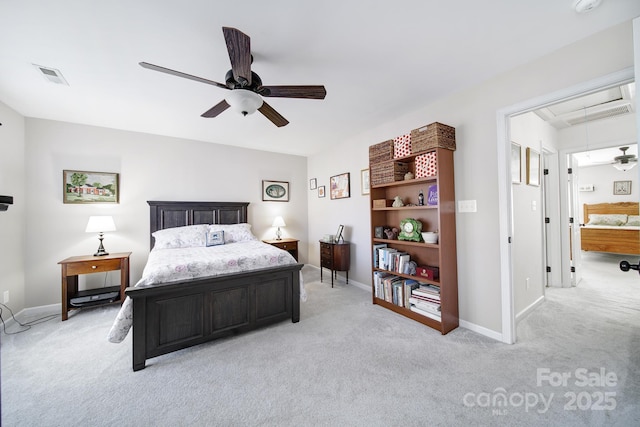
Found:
3,290 -> 9,304
526,278 -> 530,290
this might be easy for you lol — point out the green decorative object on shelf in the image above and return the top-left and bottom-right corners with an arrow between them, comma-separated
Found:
398,218 -> 422,242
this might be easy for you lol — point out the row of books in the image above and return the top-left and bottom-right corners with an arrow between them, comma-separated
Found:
373,244 -> 413,275
373,272 -> 441,321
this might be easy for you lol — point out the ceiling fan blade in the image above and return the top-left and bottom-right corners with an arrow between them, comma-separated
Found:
222,27 -> 252,86
260,85 -> 327,99
139,62 -> 229,90
201,100 -> 230,118
258,102 -> 289,127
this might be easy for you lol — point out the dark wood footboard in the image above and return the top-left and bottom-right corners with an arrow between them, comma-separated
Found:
126,263 -> 303,371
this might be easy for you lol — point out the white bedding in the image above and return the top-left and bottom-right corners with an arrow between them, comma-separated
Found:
582,225 -> 640,230
107,240 -> 305,343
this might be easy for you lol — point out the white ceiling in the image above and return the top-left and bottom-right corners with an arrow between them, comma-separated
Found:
1,1 -> 639,157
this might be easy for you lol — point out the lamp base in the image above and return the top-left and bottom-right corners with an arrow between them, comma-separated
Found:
94,235 -> 109,256
275,227 -> 282,241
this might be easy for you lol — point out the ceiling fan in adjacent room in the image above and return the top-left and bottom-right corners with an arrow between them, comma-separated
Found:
612,146 -> 637,171
139,27 -> 326,127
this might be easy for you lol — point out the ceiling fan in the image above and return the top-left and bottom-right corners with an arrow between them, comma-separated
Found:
612,146 -> 637,171
139,27 -> 327,127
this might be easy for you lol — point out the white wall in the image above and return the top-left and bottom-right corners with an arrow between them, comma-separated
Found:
510,112 -> 557,315
578,162 -> 638,221
23,119 -> 308,308
0,101 -> 26,311
307,20 -> 636,334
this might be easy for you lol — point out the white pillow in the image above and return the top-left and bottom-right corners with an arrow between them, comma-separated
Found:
152,224 -> 209,249
208,223 -> 257,243
587,214 -> 628,226
626,215 -> 640,226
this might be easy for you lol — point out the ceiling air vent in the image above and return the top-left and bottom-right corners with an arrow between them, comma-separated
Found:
33,64 -> 69,85
565,104 -> 633,126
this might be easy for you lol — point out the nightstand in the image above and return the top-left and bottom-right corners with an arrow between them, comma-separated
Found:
319,240 -> 350,287
263,238 -> 299,261
58,252 -> 131,321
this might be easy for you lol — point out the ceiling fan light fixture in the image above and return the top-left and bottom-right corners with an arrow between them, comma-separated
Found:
612,146 -> 638,171
225,89 -> 263,116
613,162 -> 636,171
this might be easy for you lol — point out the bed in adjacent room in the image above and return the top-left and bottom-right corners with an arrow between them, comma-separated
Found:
108,201 -> 305,371
580,202 -> 640,255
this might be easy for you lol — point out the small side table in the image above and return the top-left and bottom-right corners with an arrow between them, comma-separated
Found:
58,252 -> 131,321
319,240 -> 350,287
263,238 -> 299,261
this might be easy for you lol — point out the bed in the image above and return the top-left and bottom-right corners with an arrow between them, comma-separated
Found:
580,202 -> 640,255
109,201 -> 304,371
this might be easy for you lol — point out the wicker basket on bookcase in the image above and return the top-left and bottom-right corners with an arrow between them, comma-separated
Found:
369,140 -> 394,164
411,122 -> 456,153
370,161 -> 409,186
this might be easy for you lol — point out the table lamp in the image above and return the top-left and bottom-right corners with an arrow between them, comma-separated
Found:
272,216 -> 286,240
85,215 -> 116,256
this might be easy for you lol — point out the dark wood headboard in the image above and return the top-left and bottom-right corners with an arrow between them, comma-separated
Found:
148,201 -> 249,249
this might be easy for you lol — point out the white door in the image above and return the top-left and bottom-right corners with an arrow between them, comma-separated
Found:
567,153 -> 583,286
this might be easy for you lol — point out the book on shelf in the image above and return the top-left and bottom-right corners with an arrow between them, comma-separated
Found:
372,243 -> 387,269
410,292 -> 441,305
403,280 -> 419,308
412,285 -> 440,300
409,297 -> 441,314
378,247 -> 397,271
410,304 -> 441,321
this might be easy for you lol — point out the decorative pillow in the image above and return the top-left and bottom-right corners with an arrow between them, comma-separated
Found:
206,230 -> 225,246
587,214 -> 628,226
152,224 -> 209,249
626,215 -> 640,226
208,223 -> 257,243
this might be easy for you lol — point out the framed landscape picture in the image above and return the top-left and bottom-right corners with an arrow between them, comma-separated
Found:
63,170 -> 119,204
262,180 -> 289,202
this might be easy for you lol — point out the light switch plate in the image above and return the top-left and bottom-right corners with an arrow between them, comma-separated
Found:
458,200 -> 477,213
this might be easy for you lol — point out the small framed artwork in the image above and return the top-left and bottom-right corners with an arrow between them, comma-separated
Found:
262,180 -> 289,202
614,180 -> 631,195
309,178 -> 317,190
335,224 -> 344,243
318,186 -> 326,198
330,172 -> 350,199
361,169 -> 370,195
511,142 -> 521,184
63,170 -> 119,204
526,147 -> 540,187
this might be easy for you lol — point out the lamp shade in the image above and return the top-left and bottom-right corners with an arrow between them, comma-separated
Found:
613,162 -> 637,171
85,215 -> 116,233
226,89 -> 263,116
272,216 -> 286,227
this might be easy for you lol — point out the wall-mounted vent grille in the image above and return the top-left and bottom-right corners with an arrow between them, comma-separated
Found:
565,104 -> 632,126
32,64 -> 69,85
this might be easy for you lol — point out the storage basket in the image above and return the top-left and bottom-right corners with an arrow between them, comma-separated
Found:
369,140 -> 394,164
371,161 -> 409,186
393,133 -> 412,158
411,122 -> 456,153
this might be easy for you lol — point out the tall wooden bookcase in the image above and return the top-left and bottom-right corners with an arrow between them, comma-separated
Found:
369,146 -> 459,334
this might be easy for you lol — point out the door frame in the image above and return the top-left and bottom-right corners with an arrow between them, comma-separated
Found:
496,67 -> 635,344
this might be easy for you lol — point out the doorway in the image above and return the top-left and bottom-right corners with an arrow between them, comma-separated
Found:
496,67 -> 636,344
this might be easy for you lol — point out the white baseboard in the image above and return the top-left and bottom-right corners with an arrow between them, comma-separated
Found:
0,303 -> 60,331
459,319 -> 504,342
304,264 -> 370,291
515,295 -> 545,323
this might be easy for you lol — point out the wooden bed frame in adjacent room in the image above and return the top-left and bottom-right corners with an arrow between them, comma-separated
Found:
125,201 -> 303,371
580,202 -> 640,255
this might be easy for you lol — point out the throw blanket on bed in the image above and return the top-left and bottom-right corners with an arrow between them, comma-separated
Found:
108,241 -> 305,343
